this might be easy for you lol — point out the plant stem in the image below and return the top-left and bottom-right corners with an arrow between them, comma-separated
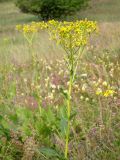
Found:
65,69 -> 73,159
98,97 -> 103,141
64,37 -> 74,159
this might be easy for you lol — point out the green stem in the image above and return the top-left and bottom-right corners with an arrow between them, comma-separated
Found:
64,35 -> 74,159
24,32 -> 36,63
73,46 -> 84,81
65,74 -> 73,159
98,97 -> 103,141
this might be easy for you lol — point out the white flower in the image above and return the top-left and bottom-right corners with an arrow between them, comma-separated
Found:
51,84 -> 56,89
24,78 -> 27,82
80,96 -> 84,100
85,98 -> 89,101
96,88 -> 102,95
102,81 -> 107,86
82,84 -> 87,92
81,73 -> 87,78
36,85 -> 40,89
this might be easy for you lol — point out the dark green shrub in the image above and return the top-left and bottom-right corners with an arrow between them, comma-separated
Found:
16,0 -> 90,20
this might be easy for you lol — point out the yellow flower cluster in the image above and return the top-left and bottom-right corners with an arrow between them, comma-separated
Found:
103,89 -> 115,97
16,21 -> 48,34
16,24 -> 37,33
47,19 -> 98,49
96,88 -> 115,97
96,81 -> 115,98
16,19 -> 98,49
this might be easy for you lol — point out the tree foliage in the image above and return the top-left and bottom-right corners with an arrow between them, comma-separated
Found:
16,0 -> 90,20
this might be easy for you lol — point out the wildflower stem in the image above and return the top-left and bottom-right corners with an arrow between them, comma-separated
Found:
65,73 -> 73,159
65,37 -> 74,159
98,97 -> 103,140
73,46 -> 84,81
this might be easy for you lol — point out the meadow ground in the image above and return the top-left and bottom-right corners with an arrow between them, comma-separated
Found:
0,0 -> 120,160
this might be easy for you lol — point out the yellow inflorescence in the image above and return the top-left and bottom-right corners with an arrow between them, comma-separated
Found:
16,19 -> 98,49
16,24 -> 36,33
103,89 -> 115,97
96,87 -> 115,97
47,19 -> 98,49
16,21 -> 48,34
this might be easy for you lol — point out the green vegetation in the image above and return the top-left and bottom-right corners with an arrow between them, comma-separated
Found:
16,0 -> 89,20
0,0 -> 120,159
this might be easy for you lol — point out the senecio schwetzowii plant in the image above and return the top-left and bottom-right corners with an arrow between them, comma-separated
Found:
16,19 -> 98,159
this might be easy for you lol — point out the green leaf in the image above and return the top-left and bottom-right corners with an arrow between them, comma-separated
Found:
59,107 -> 68,137
9,114 -> 18,124
39,147 -> 59,158
60,106 -> 67,119
16,107 -> 33,122
60,117 -> 67,137
0,124 -> 10,139
59,88 -> 69,100
46,108 -> 55,123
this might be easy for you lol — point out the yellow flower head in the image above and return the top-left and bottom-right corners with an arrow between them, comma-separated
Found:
103,89 -> 115,97
16,25 -> 22,31
47,19 -> 98,50
16,19 -> 98,51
